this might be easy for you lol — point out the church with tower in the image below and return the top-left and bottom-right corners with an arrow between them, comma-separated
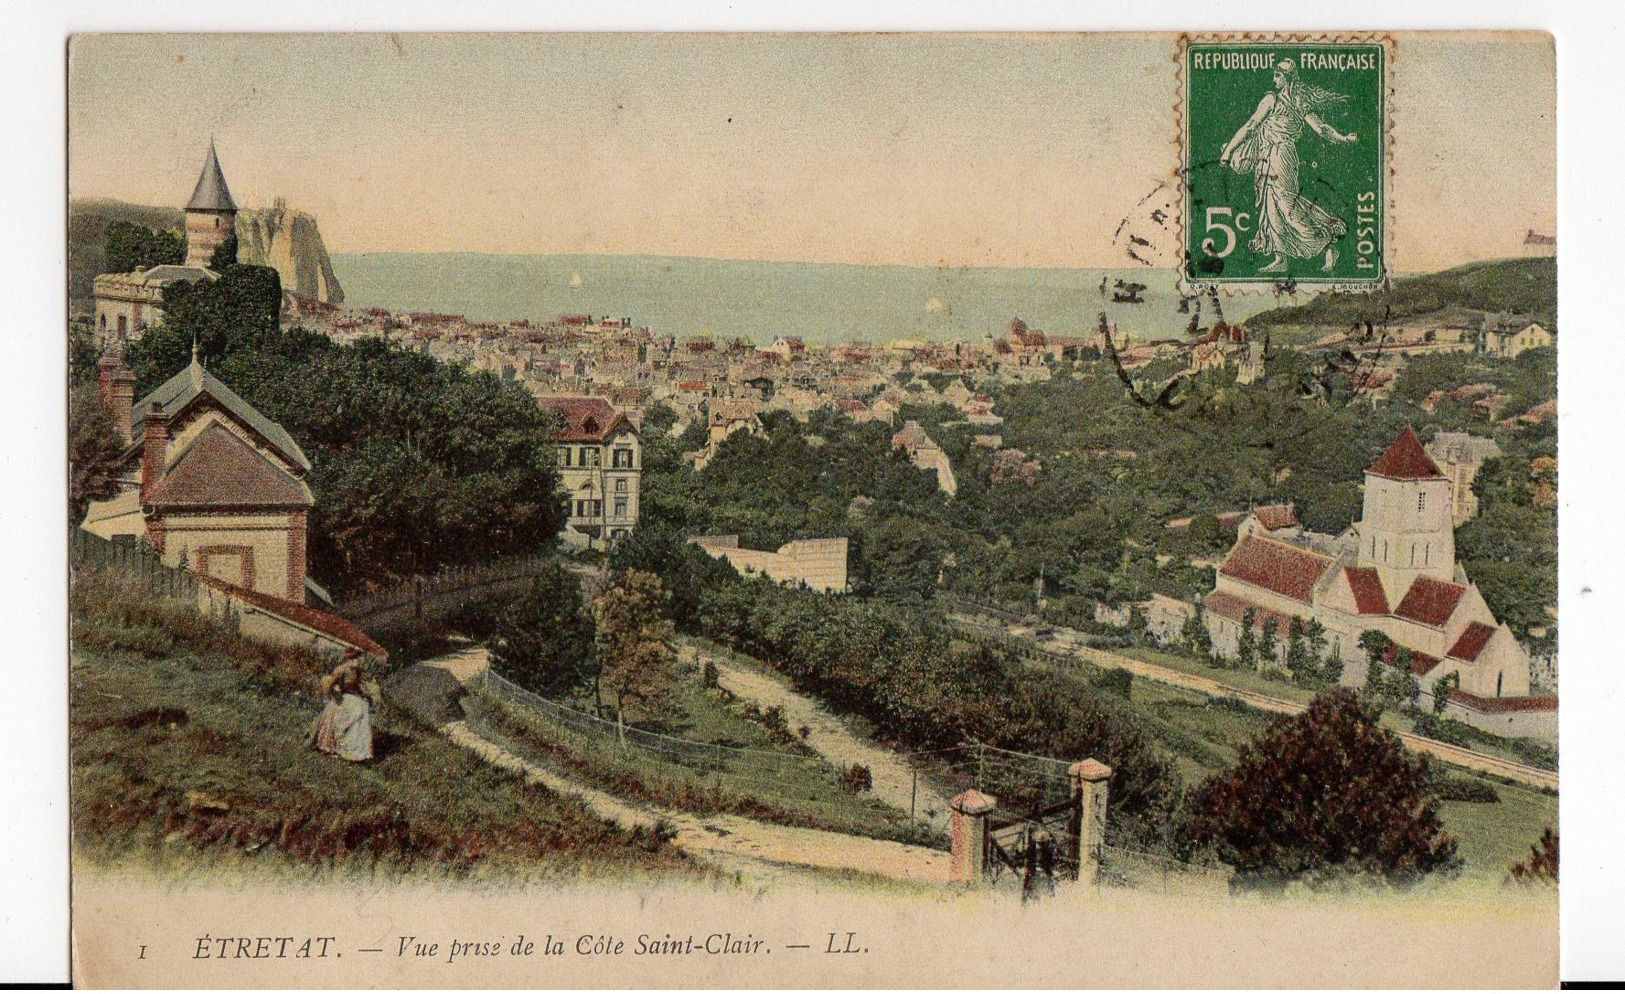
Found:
92,141 -> 237,343
1203,426 -> 1553,735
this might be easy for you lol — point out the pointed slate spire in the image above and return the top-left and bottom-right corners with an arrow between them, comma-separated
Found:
186,140 -> 238,212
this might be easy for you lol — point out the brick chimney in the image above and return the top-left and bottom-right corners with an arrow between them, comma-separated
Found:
97,346 -> 137,445
140,401 -> 169,503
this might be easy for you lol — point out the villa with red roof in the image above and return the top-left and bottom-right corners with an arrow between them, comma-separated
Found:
1204,426 -> 1552,737
537,395 -> 642,549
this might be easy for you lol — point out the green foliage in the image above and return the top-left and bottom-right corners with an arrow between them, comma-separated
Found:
1247,257 -> 1556,332
1508,827 -> 1558,884
1178,602 -> 1213,660
103,220 -> 184,276
132,254 -> 281,383
1432,772 -> 1500,804
1186,688 -> 1460,887
619,535 -> 1180,838
69,387 -> 126,527
1236,609 -> 1259,670
69,326 -> 101,388
1090,667 -> 1134,699
593,569 -> 679,724
489,560 -> 596,698
128,325 -> 567,594
1256,617 -> 1279,671
1432,671 -> 1460,715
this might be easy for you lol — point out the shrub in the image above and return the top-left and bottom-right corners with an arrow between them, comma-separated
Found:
1432,773 -> 1501,804
1509,827 -> 1558,884
843,764 -> 873,794
1187,689 -> 1460,888
1090,667 -> 1133,699
1412,712 -> 1473,748
702,660 -> 720,689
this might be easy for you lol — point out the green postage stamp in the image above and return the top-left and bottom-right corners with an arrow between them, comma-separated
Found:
1183,37 -> 1388,288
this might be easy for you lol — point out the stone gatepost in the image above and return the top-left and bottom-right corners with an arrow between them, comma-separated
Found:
949,789 -> 998,883
1069,759 -> 1113,882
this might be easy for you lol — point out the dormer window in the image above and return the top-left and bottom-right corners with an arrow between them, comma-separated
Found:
582,416 -> 599,435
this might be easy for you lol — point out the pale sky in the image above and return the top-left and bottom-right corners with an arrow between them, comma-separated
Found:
68,33 -> 1554,271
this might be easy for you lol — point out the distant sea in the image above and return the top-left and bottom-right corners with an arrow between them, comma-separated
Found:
331,253 -> 1289,346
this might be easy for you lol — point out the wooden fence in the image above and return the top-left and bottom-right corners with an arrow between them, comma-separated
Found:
334,553 -> 554,636
69,529 -> 197,601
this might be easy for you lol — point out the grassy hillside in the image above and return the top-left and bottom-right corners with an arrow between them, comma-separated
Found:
70,572 -> 700,883
1247,257 -> 1556,331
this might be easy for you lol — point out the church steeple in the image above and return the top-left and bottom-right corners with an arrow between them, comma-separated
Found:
183,140 -> 239,268
1357,425 -> 1457,603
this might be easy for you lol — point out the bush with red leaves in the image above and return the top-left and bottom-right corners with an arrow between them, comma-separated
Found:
1509,827 -> 1558,884
1186,688 -> 1460,888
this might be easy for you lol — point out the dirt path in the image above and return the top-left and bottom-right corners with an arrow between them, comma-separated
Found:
687,642 -> 956,831
414,647 -> 952,885
949,612 -> 1559,792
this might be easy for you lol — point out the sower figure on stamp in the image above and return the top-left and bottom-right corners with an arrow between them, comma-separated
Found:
308,658 -> 380,763
1220,59 -> 1358,273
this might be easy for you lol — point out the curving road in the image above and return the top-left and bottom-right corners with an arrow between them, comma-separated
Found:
949,612 -> 1559,792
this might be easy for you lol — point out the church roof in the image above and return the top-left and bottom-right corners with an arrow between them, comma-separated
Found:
186,141 -> 238,212
135,356 -> 311,472
1446,622 -> 1498,662
1367,425 -> 1445,481
1250,503 -> 1300,532
1217,535 -> 1332,604
1392,576 -> 1468,628
1202,591 -> 1297,633
1342,567 -> 1390,615
147,423 -> 314,509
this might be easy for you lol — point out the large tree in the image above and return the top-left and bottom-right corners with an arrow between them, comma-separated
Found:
1186,688 -> 1459,888
69,387 -> 125,527
592,569 -> 678,729
103,220 -> 184,277
489,560 -> 596,698
127,305 -> 566,594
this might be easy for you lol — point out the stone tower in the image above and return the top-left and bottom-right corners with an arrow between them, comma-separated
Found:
183,140 -> 238,268
1357,425 -> 1457,604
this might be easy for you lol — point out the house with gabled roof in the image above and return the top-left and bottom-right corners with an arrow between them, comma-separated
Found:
1203,426 -> 1552,737
536,395 -> 641,548
84,343 -> 315,605
81,343 -> 386,662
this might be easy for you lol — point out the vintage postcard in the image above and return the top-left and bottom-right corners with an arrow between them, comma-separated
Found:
66,31 -> 1558,987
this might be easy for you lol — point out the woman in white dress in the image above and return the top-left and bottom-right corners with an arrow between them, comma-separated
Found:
1220,59 -> 1359,274
308,661 -> 379,762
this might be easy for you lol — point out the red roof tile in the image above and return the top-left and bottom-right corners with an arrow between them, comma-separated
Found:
1202,592 -> 1296,633
1393,576 -> 1468,628
1343,567 -> 1389,615
1446,622 -> 1497,662
1217,535 -> 1332,604
196,574 -> 387,660
1251,503 -> 1300,531
148,425 -> 312,509
537,396 -> 634,443
1448,689 -> 1557,714
1367,425 -> 1446,480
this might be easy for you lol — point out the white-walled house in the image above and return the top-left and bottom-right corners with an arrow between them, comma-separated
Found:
1203,426 -> 1554,738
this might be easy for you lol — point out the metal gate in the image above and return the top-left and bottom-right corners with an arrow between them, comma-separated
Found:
984,796 -> 1081,895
